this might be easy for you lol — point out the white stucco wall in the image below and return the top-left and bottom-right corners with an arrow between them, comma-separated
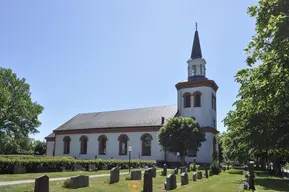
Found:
54,131 -> 165,161
177,86 -> 216,128
46,141 -> 54,156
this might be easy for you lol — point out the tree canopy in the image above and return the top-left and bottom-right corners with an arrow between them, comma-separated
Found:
0,67 -> 44,154
157,117 -> 206,165
222,0 -> 289,166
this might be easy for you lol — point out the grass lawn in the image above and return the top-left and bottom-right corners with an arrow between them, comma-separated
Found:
0,169 -> 288,192
0,168 -> 141,182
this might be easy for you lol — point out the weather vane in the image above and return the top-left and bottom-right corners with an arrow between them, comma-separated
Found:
196,22 -> 198,31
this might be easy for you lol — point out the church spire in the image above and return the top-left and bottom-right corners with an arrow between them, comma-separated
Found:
190,23 -> 202,59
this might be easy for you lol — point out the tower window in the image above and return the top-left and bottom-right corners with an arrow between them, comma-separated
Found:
200,65 -> 203,76
192,65 -> 196,76
212,94 -> 216,110
193,91 -> 202,107
183,92 -> 191,108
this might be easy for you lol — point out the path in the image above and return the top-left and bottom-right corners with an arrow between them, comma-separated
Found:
0,170 -> 161,186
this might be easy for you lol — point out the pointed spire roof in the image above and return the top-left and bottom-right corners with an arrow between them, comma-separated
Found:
190,23 -> 202,59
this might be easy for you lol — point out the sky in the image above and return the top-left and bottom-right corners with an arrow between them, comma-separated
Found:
0,0 -> 257,141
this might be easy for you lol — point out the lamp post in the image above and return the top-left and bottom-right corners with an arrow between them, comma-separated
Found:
128,146 -> 132,173
177,152 -> 180,168
193,157 -> 196,171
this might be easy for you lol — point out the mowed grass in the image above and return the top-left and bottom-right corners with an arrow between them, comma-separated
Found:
0,168 -> 141,182
0,169 -> 288,192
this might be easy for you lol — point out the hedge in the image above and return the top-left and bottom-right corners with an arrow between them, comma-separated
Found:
0,156 -> 156,174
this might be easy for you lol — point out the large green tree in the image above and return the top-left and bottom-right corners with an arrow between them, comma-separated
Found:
33,140 -> 46,155
157,117 -> 206,165
222,0 -> 289,170
0,67 -> 44,152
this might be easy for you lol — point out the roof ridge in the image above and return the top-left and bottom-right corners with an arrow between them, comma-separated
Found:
78,104 -> 177,115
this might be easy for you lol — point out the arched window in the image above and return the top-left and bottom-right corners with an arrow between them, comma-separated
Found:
183,92 -> 191,108
63,136 -> 71,154
140,133 -> 153,156
98,135 -> 107,155
118,134 -> 129,155
193,91 -> 202,107
79,135 -> 88,154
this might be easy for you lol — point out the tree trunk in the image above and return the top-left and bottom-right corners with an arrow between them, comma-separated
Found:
180,155 -> 185,166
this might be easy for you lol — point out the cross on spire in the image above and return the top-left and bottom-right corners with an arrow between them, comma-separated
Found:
190,23 -> 202,59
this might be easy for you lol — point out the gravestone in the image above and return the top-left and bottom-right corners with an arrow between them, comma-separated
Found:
143,169 -> 153,192
209,170 -> 213,176
180,167 -> 186,173
248,161 -> 255,190
149,167 -> 156,178
181,172 -> 189,185
88,164 -> 96,171
34,175 -> 49,192
164,174 -> 177,190
73,164 -> 83,171
70,175 -> 89,189
13,166 -> 26,174
131,170 -> 142,180
163,164 -> 167,176
174,168 -> 178,175
205,168 -> 209,178
192,172 -> 197,181
187,163 -> 191,172
109,167 -> 120,184
197,171 -> 202,179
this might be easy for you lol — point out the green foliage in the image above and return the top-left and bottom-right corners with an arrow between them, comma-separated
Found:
0,67 -> 43,154
33,140 -> 46,155
222,0 -> 289,164
0,155 -> 155,174
157,117 -> 206,165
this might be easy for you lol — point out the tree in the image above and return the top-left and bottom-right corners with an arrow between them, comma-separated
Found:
0,67 -> 44,141
157,117 -> 206,165
222,0 -> 289,171
33,140 -> 46,155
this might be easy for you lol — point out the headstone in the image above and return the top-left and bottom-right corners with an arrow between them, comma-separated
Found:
70,175 -> 89,189
109,167 -> 120,184
163,164 -> 167,176
34,175 -> 49,192
174,168 -> 178,175
181,172 -> 189,185
143,169 -> 153,192
209,170 -> 213,176
205,168 -> 209,178
197,171 -> 202,179
88,164 -> 96,171
164,174 -> 177,190
13,166 -> 26,174
248,161 -> 255,190
150,167 -> 156,178
180,167 -> 186,173
73,164 -> 83,171
192,172 -> 197,181
131,170 -> 142,180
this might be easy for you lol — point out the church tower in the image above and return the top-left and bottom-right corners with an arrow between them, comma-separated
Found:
175,24 -> 219,163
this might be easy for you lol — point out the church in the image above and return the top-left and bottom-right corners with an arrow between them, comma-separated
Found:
45,27 -> 219,164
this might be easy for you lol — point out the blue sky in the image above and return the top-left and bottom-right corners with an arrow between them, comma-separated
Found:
0,0 -> 256,141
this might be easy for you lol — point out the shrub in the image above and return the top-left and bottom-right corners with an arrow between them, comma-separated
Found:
210,160 -> 221,175
0,156 -> 155,174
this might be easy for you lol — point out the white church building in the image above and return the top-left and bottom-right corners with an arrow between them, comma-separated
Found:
45,27 -> 219,164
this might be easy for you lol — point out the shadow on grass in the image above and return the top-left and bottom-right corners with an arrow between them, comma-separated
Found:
255,178 -> 289,191
227,170 -> 244,175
